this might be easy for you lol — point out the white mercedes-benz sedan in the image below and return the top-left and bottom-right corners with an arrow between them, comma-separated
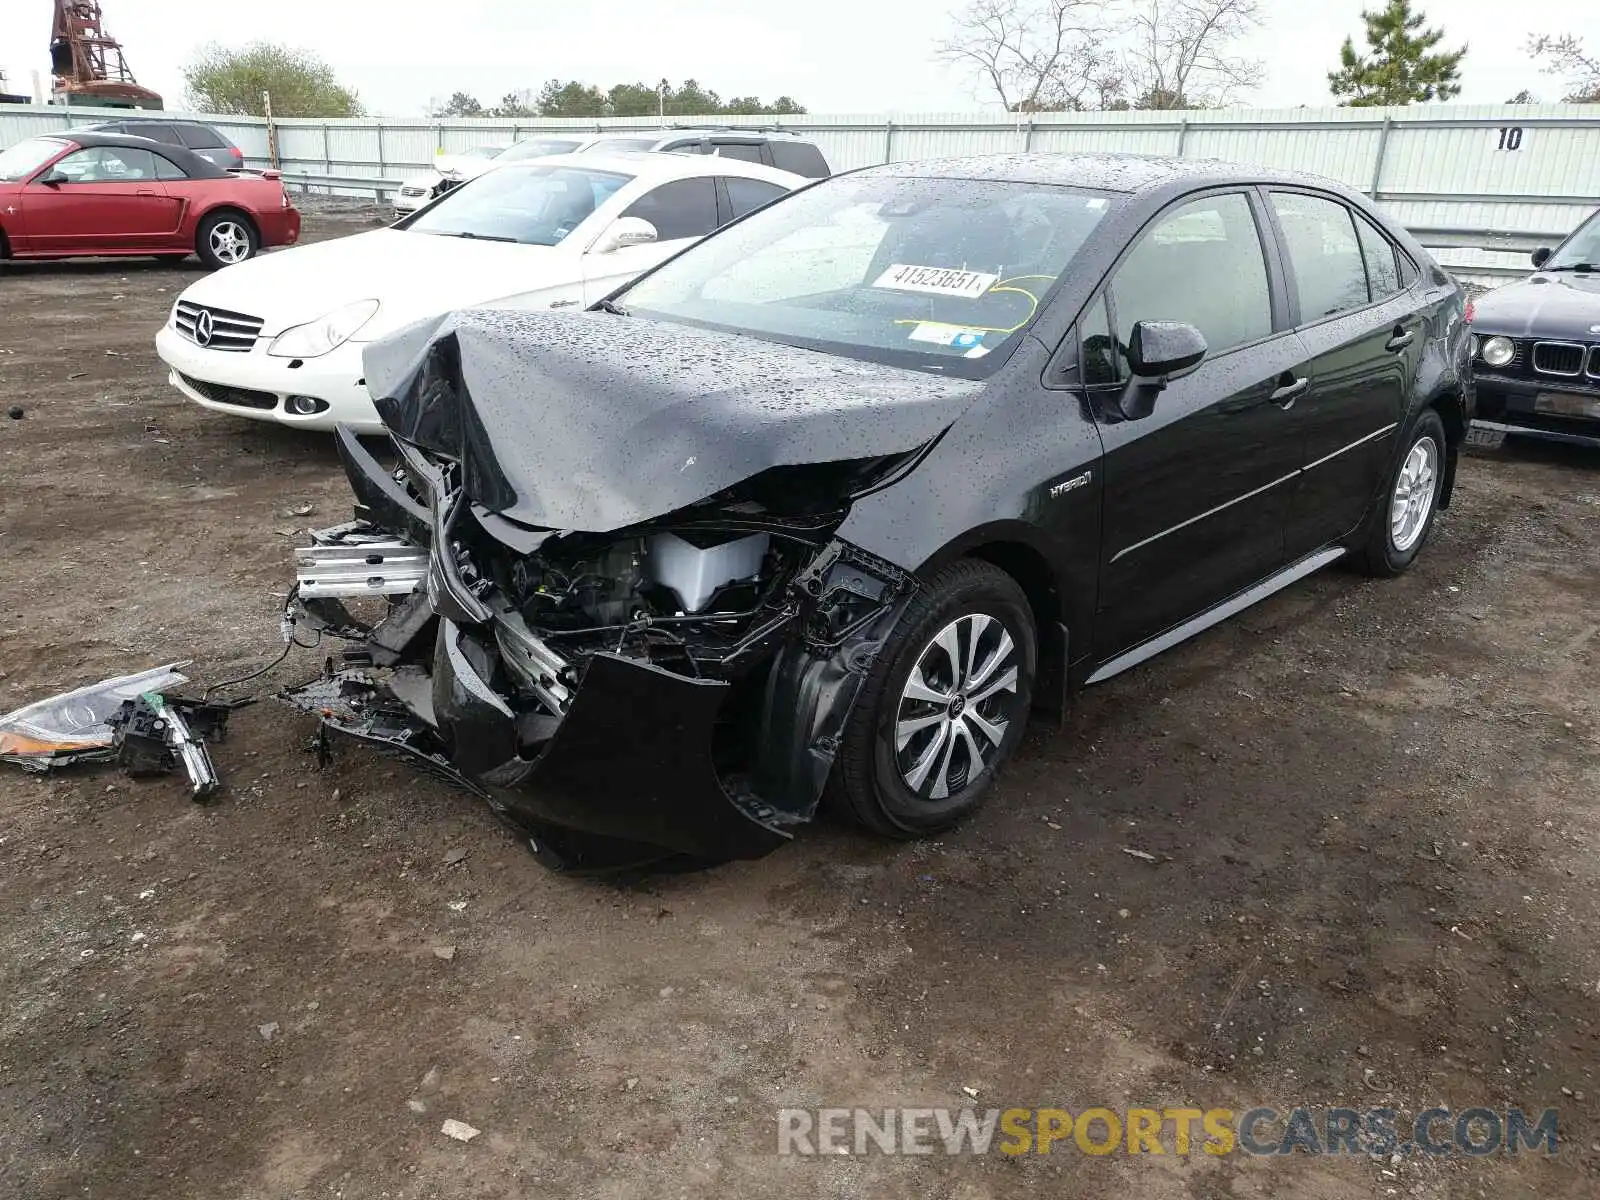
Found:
156,151 -> 804,432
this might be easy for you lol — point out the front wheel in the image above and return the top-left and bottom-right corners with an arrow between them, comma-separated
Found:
196,212 -> 259,270
1356,408 -> 1447,577
830,560 -> 1037,839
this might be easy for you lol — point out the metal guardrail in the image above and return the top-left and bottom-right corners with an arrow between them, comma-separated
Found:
1410,227 -> 1566,279
279,170 -> 404,201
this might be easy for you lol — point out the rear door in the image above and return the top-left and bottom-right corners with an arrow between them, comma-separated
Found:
22,145 -> 182,253
1088,189 -> 1307,657
1265,190 -> 1421,557
582,176 -> 720,303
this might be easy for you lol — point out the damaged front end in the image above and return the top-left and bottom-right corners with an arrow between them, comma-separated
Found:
286,426 -> 921,871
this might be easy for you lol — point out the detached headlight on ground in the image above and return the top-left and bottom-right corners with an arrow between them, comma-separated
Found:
1479,335 -> 1516,368
268,300 -> 380,359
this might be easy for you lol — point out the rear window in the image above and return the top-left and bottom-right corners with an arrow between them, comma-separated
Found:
152,153 -> 188,182
178,124 -> 228,149
125,122 -> 185,145
713,143 -> 765,164
769,142 -> 830,178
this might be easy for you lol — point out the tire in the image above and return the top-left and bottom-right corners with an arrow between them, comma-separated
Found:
829,559 -> 1037,839
195,211 -> 259,270
1356,408 -> 1447,577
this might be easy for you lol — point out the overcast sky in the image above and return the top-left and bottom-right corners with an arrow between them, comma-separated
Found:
1,0 -> 1589,114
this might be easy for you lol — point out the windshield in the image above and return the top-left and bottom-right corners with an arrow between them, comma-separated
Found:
457,145 -> 506,160
0,137 -> 66,183
617,174 -> 1116,376
497,138 -> 586,163
1546,209 -> 1600,271
404,164 -> 631,246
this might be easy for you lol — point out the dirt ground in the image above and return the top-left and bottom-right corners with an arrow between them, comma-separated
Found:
2,208 -> 1599,1200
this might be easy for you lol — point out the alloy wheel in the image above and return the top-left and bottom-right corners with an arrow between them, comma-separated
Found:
208,222 -> 252,265
894,612 -> 1022,801
1390,435 -> 1439,552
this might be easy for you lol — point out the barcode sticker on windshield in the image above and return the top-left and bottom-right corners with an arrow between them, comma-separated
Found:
873,264 -> 998,299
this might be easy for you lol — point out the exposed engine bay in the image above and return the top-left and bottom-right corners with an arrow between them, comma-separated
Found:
285,426 -> 923,871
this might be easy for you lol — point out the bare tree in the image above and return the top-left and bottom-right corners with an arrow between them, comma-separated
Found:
938,0 -> 1264,111
935,0 -> 1115,111
1119,0 -> 1265,109
1528,33 -> 1600,103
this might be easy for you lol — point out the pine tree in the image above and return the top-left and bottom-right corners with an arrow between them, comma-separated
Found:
1328,0 -> 1466,106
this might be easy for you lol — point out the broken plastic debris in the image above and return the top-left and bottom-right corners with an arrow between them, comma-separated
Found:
0,663 -> 189,771
441,1119 -> 481,1142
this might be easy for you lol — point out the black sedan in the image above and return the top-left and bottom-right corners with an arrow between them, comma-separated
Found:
287,152 -> 1471,871
1467,206 -> 1600,449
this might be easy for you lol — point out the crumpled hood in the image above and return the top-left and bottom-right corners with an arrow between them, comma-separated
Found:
175,229 -> 565,336
1472,272 -> 1600,341
361,309 -> 985,532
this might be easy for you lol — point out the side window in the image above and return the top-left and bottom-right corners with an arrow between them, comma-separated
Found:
178,124 -> 225,149
146,124 -> 186,146
1110,192 -> 1272,361
1354,212 -> 1402,300
660,139 -> 708,155
51,146 -> 158,182
152,153 -> 188,182
724,177 -> 788,220
769,142 -> 830,178
1080,294 -> 1120,386
713,143 -> 764,164
1270,192 -> 1370,321
620,177 -> 719,240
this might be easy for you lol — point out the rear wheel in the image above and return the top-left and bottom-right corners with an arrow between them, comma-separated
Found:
1356,408 -> 1446,576
830,560 -> 1036,838
196,211 -> 258,269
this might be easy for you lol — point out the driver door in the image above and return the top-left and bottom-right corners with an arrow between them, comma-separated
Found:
1088,190 -> 1308,659
583,177 -> 719,304
23,145 -> 182,254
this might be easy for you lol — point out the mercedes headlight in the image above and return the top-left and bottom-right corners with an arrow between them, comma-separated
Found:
1479,336 -> 1515,369
267,299 -> 380,359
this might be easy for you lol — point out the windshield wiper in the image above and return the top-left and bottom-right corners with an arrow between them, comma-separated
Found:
1544,262 -> 1595,273
594,299 -> 629,316
443,231 -> 519,243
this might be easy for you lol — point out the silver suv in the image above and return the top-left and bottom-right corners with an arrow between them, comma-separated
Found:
395,127 -> 830,217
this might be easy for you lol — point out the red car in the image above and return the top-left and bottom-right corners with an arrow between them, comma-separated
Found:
0,132 -> 299,269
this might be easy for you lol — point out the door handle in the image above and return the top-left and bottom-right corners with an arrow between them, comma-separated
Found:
1269,376 -> 1309,407
136,189 -> 159,197
1386,329 -> 1416,353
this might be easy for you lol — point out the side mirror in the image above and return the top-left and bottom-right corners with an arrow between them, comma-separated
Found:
37,169 -> 66,187
1118,321 -> 1208,421
592,216 -> 658,254
1531,247 -> 1552,269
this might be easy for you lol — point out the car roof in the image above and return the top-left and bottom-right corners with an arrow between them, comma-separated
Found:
53,130 -> 228,178
81,116 -> 205,126
507,149 -> 805,187
865,151 -> 1353,197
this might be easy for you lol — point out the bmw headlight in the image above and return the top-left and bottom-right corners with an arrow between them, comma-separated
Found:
267,300 -> 380,359
1479,335 -> 1515,368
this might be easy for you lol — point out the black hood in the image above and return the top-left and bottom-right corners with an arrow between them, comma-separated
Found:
361,310 -> 983,532
1472,272 -> 1600,341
